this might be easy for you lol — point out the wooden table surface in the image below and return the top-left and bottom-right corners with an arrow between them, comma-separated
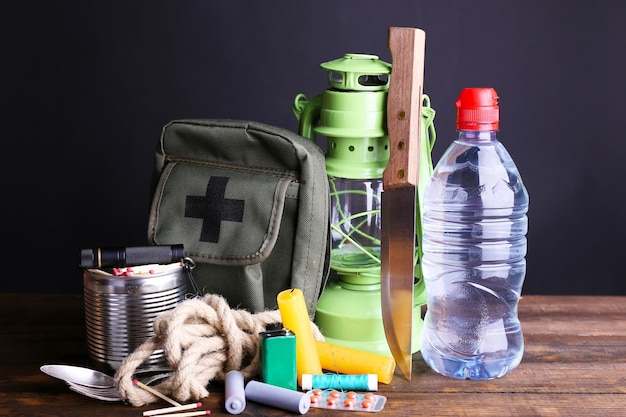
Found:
2,294 -> 626,416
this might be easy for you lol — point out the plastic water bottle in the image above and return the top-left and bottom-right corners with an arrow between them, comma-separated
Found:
420,88 -> 529,380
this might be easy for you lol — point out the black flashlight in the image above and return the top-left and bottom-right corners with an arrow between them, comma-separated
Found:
79,244 -> 185,269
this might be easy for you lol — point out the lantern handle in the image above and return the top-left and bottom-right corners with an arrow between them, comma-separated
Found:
293,93 -> 324,141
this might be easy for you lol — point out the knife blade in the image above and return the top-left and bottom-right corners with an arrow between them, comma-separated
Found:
381,26 -> 426,381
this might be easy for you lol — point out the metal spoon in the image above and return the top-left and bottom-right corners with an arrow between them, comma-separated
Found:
41,364 -> 116,388
40,364 -> 172,388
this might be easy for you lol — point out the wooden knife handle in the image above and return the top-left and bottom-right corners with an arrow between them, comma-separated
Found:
385,27 -> 425,190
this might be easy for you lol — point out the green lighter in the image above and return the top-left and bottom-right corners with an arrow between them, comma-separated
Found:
258,328 -> 297,390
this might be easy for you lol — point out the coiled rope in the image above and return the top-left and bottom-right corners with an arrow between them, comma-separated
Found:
115,293 -> 323,406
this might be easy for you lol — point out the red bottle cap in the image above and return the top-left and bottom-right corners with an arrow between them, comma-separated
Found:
455,88 -> 499,131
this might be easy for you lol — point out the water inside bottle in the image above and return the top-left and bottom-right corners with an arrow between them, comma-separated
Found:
420,266 -> 525,380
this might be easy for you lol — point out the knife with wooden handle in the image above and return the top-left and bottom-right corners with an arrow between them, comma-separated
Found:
380,26 -> 425,381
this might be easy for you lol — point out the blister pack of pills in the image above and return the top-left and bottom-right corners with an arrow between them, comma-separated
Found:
305,389 -> 387,412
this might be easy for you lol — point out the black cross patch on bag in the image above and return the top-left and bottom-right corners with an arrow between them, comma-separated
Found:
184,176 -> 245,243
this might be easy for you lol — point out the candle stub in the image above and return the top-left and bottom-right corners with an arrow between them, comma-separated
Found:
316,340 -> 395,384
277,288 -> 322,385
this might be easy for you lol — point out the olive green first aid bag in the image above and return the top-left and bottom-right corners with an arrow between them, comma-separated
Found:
147,119 -> 330,316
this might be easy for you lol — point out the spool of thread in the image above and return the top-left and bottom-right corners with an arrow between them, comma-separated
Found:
316,340 -> 395,384
244,380 -> 310,415
300,374 -> 378,391
225,371 -> 246,414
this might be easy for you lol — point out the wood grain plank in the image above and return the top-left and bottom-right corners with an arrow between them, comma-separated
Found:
3,294 -> 626,417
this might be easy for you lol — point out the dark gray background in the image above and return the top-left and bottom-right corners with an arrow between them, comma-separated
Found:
2,1 -> 625,295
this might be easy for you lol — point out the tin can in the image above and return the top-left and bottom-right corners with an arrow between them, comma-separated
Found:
82,263 -> 187,371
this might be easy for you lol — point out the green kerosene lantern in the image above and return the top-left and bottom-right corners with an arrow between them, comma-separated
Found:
293,53 -> 436,355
